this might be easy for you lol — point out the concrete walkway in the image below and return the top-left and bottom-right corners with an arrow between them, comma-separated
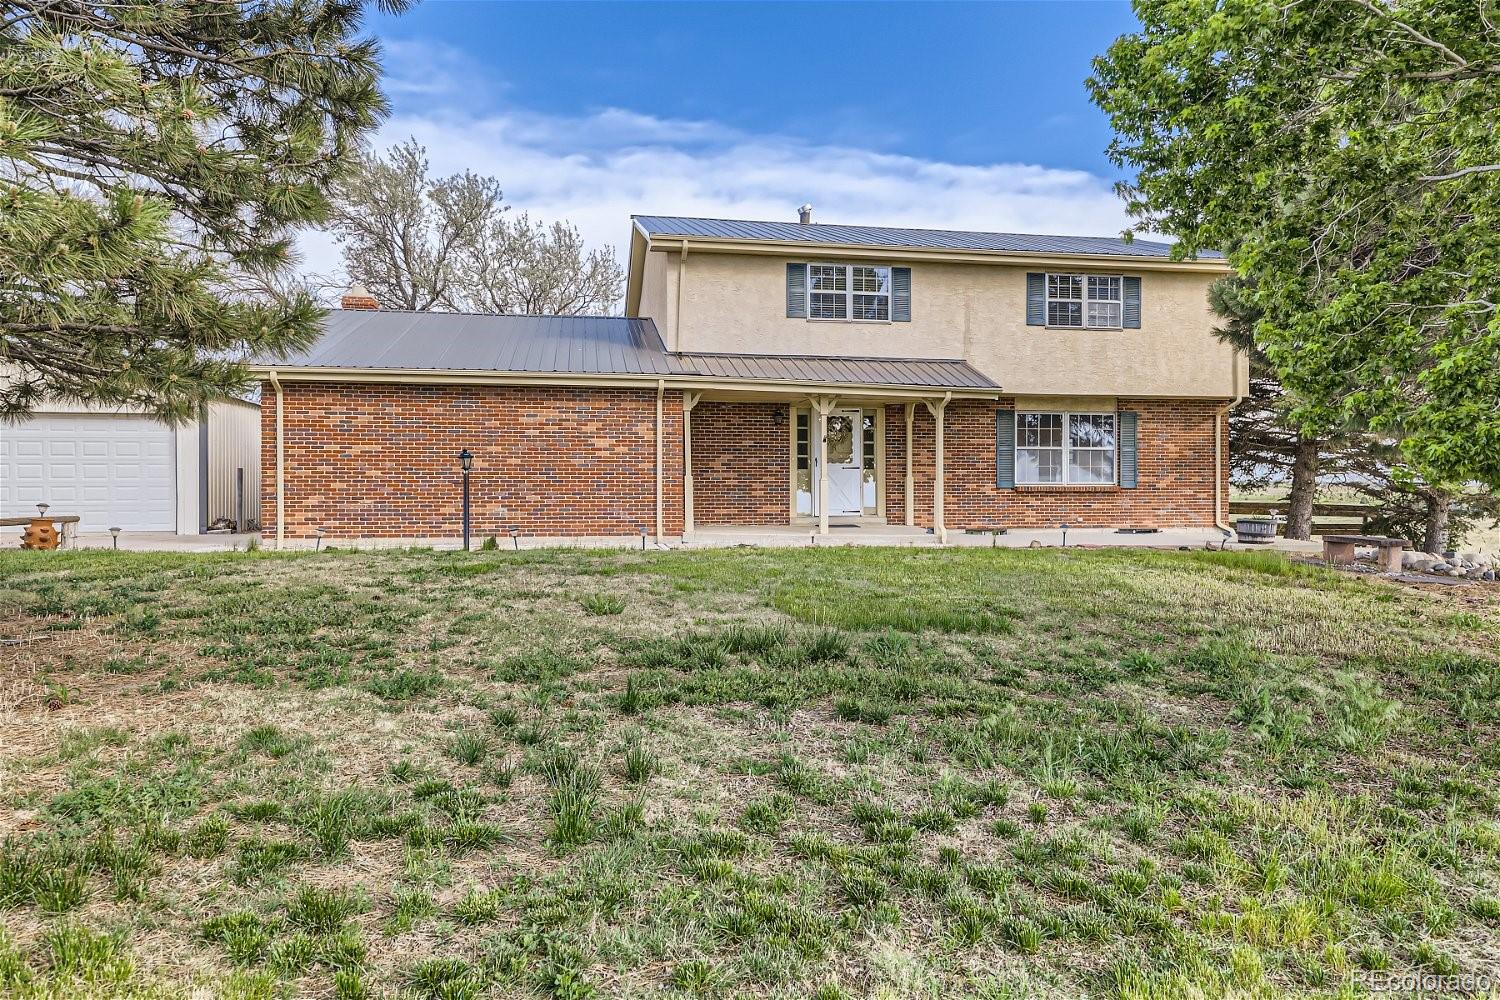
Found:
21,527 -> 1326,555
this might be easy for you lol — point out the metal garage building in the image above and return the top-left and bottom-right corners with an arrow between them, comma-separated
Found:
1,398 -> 261,535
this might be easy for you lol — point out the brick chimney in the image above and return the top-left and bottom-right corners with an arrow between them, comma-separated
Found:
340,284 -> 379,310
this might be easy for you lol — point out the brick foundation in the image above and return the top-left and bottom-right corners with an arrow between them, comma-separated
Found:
260,382 -> 683,539
884,398 -> 1229,529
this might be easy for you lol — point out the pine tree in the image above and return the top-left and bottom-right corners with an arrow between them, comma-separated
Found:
0,0 -> 410,421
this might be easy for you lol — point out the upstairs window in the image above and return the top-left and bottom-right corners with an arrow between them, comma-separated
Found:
808,264 -> 890,321
1047,273 -> 1123,329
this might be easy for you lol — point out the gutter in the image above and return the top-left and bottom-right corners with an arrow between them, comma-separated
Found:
266,369 -> 285,550
1214,350 -> 1245,534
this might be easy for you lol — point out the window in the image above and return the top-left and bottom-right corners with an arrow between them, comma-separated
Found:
1015,411 -> 1116,485
807,264 -> 890,321
1046,273 -> 1123,329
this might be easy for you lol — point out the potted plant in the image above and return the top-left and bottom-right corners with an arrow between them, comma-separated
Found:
1235,515 -> 1278,544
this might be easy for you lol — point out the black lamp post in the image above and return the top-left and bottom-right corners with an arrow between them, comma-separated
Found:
459,449 -> 473,551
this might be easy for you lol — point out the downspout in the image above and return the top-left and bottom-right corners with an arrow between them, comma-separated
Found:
655,379 -> 664,542
267,369 -> 285,550
1214,349 -> 1245,533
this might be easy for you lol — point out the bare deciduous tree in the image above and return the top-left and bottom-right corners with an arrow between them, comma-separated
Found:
325,138 -> 623,315
455,214 -> 622,316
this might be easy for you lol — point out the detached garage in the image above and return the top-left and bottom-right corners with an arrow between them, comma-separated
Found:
1,399 -> 261,535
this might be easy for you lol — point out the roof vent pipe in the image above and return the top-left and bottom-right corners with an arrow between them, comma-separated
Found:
798,204 -> 813,224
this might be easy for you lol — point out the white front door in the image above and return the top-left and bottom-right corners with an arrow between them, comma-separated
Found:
814,408 -> 864,516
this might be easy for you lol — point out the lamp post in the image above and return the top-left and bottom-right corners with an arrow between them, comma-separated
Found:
458,449 -> 474,551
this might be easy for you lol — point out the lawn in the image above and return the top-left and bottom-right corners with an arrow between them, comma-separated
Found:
1,545 -> 1498,999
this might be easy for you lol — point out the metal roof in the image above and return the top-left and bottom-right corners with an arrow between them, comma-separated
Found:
258,310 -> 684,375
254,309 -> 998,390
634,214 -> 1221,260
677,352 -> 996,390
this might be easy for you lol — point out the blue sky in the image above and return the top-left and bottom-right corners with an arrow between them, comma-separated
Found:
302,1 -> 1143,277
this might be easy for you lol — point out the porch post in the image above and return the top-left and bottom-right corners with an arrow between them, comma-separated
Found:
682,391 -> 701,536
903,402 -> 915,527
923,394 -> 951,544
814,395 -> 836,536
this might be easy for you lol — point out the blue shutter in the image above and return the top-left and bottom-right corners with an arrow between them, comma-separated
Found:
996,409 -> 1016,488
786,263 -> 807,318
892,267 -> 911,322
1123,276 -> 1142,329
1118,410 -> 1138,488
1026,273 -> 1046,326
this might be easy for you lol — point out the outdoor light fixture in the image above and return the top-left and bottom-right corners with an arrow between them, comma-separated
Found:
638,526 -> 648,551
109,527 -> 121,550
314,527 -> 327,552
508,526 -> 520,551
773,408 -> 787,427
36,503 -> 49,517
1060,523 -> 1069,548
458,449 -> 474,551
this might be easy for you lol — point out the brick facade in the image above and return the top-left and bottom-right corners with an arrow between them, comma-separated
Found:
261,384 -> 1226,539
690,401 -> 789,525
260,382 -> 683,539
884,397 -> 1229,529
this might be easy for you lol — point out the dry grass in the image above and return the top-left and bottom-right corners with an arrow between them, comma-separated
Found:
2,545 -> 1499,999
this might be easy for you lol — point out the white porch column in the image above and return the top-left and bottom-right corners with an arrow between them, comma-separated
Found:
923,394 -> 951,544
903,402 -> 915,528
813,395 -> 837,536
682,392 -> 701,535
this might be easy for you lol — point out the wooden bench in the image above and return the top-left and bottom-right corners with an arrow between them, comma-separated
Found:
1322,534 -> 1408,574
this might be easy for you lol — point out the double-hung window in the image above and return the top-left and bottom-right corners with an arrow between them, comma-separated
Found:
1046,274 -> 1123,329
1015,411 -> 1117,485
808,264 -> 890,321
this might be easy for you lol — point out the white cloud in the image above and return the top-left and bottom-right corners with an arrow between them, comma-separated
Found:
297,74 -> 1136,287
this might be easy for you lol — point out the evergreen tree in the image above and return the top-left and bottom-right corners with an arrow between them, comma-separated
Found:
0,0 -> 410,421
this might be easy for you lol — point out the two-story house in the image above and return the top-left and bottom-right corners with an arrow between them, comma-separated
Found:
250,212 -> 1243,546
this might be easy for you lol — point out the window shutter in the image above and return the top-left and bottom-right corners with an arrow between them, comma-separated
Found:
1118,410 -> 1138,488
1026,273 -> 1046,326
892,267 -> 911,322
1123,276 -> 1142,329
996,408 -> 1016,488
786,263 -> 807,318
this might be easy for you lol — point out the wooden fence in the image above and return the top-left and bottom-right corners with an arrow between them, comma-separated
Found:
1228,501 -> 1373,537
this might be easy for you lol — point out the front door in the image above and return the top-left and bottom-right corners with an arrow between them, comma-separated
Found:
815,408 -> 864,516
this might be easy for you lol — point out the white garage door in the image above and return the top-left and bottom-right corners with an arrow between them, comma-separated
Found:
1,414 -> 177,532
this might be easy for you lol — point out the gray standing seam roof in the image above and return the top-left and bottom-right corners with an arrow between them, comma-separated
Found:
634,214 -> 1223,260
254,309 -> 998,390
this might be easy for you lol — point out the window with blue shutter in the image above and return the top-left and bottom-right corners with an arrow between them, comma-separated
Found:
1123,276 -> 1142,329
892,267 -> 911,322
995,409 -> 1016,488
786,263 -> 807,318
1026,273 -> 1046,326
1118,411 -> 1139,488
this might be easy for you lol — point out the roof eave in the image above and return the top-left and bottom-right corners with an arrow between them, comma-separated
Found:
642,233 -> 1230,271
245,364 -> 1000,398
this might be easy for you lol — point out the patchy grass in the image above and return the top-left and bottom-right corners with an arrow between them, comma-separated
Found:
2,544 -> 1499,998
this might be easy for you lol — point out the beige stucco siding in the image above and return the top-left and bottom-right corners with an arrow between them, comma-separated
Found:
642,249 -> 1244,399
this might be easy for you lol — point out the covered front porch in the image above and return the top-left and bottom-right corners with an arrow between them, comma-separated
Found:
680,384 -> 981,544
